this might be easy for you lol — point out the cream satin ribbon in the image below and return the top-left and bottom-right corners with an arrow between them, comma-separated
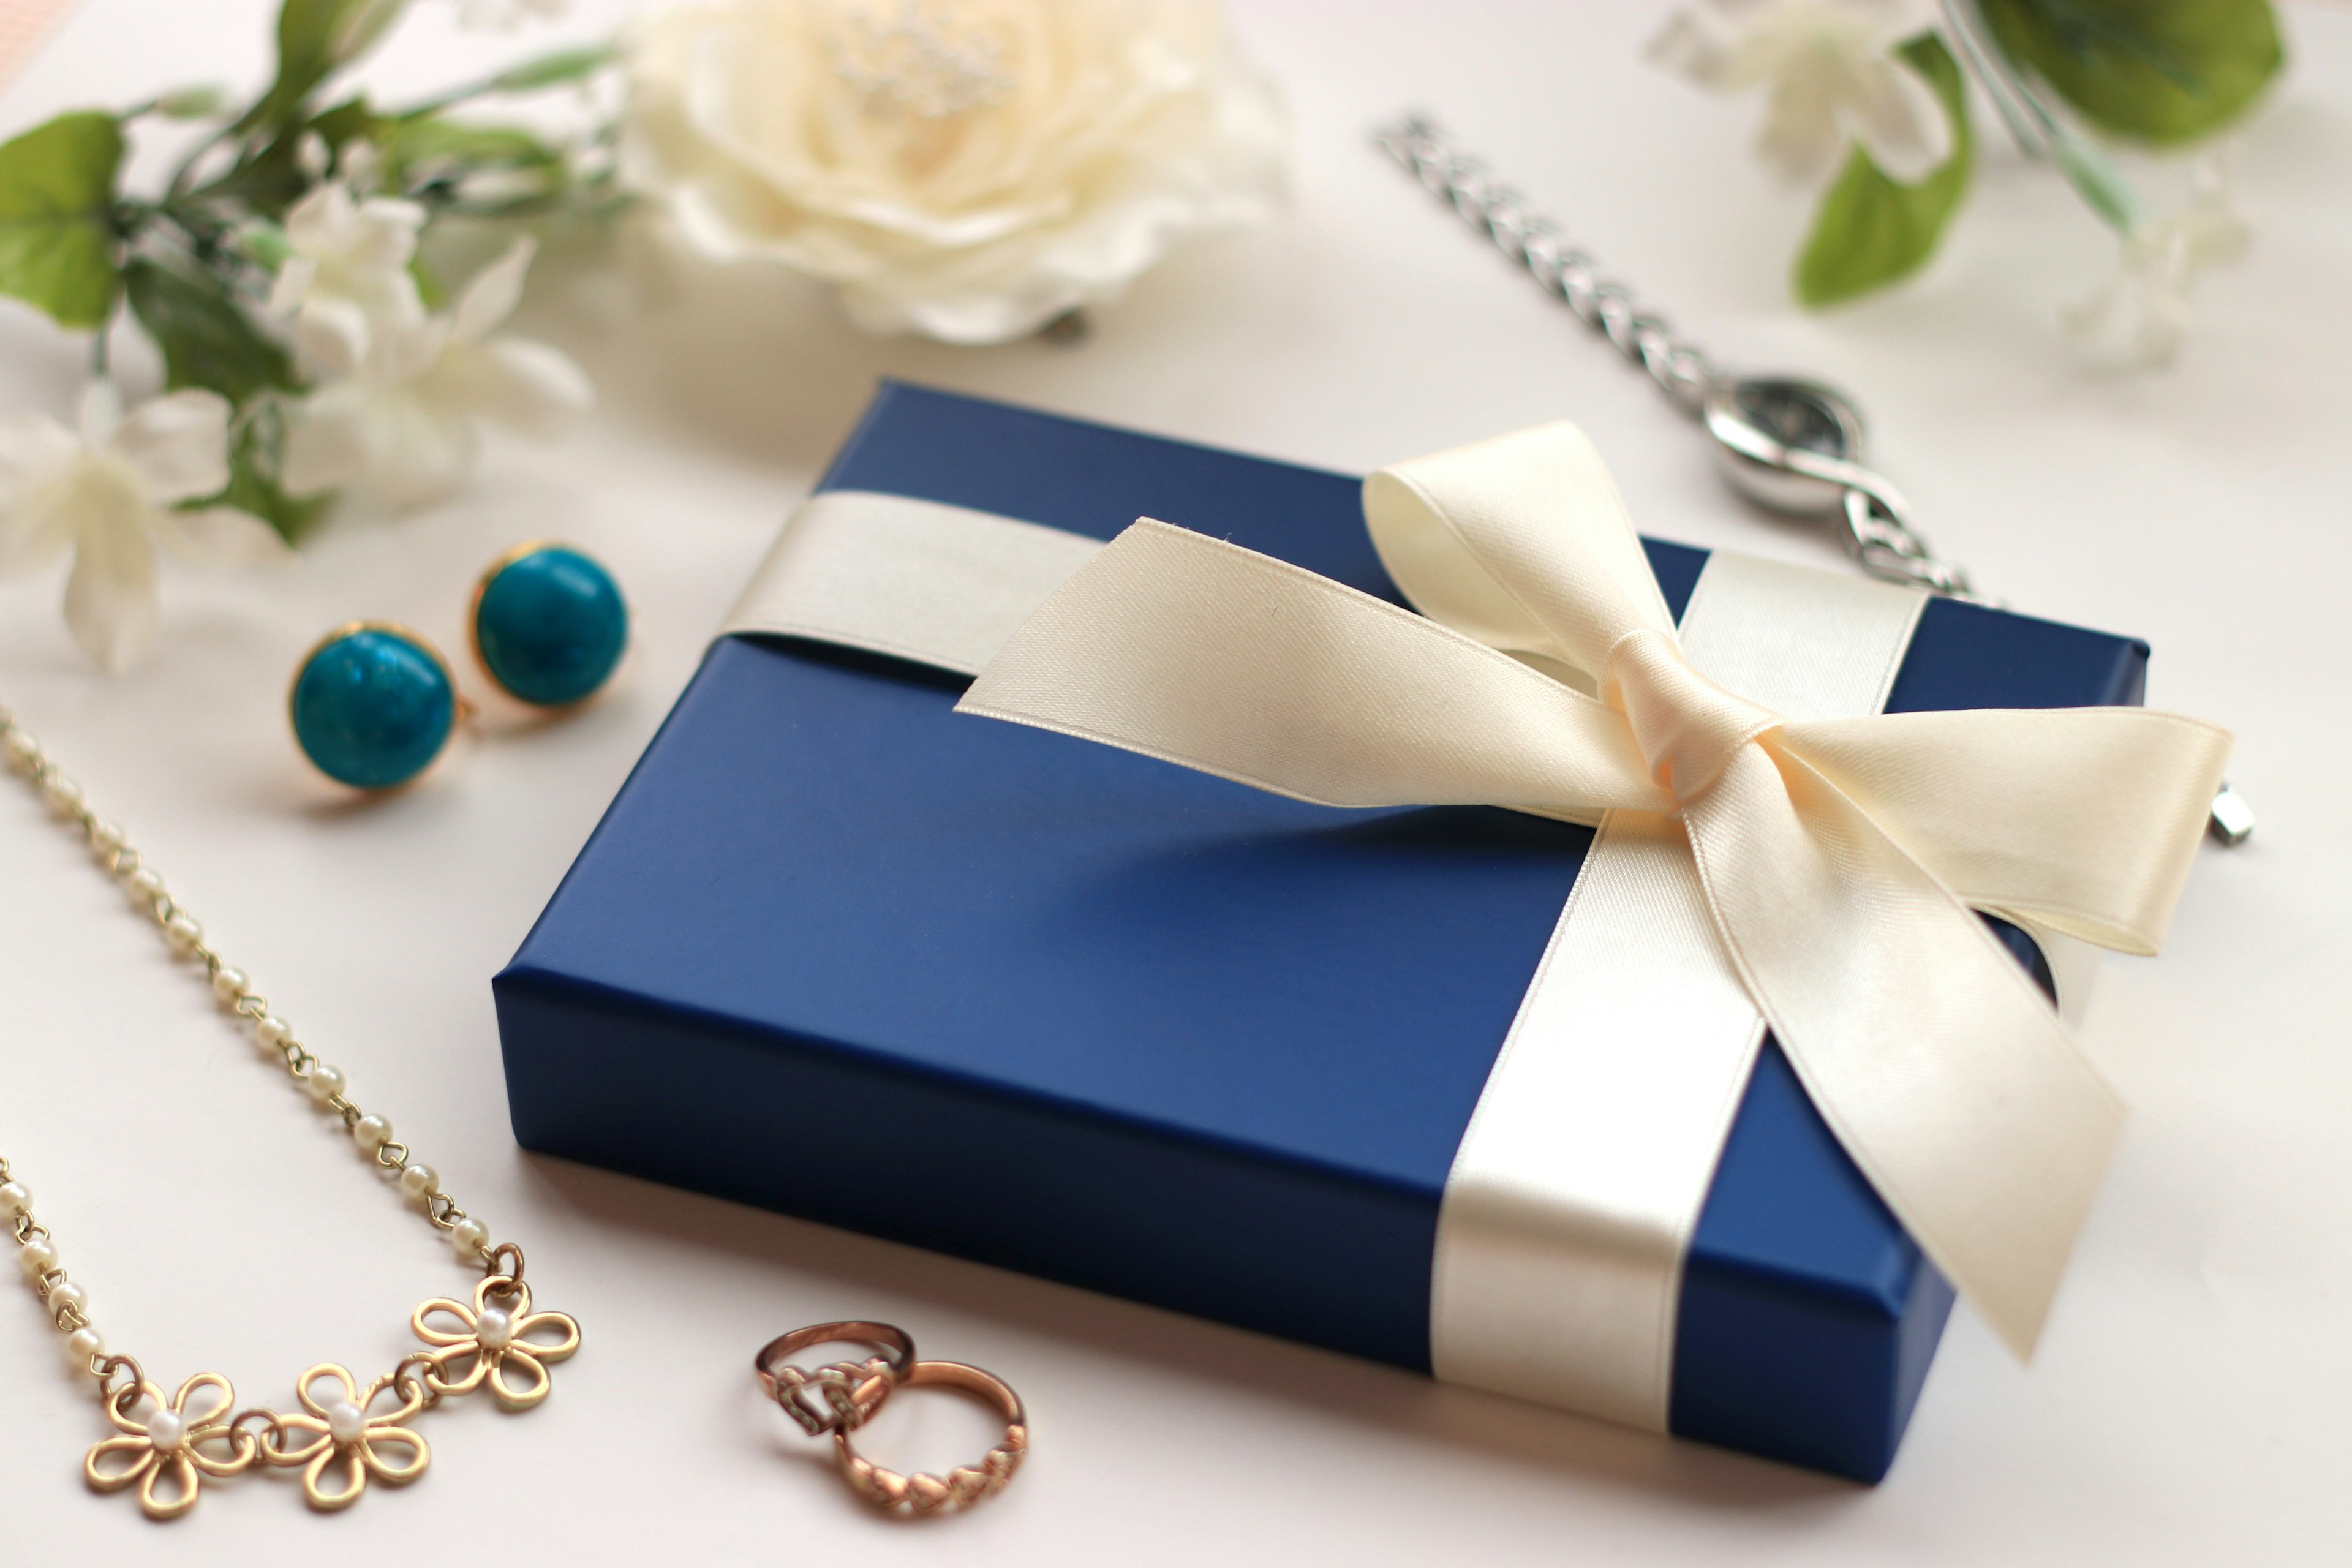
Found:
959,423 -> 2230,1360
1428,548 -> 1929,1430
725,490 -> 1106,675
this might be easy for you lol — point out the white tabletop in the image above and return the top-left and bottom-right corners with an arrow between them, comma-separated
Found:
1,2 -> 2345,1562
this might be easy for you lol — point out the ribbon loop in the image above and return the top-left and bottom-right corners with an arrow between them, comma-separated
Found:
960,421 -> 2230,1361
1365,424 -> 1676,679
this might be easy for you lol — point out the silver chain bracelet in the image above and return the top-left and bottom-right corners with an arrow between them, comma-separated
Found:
1376,113 -> 1982,601
1371,113 -> 2252,846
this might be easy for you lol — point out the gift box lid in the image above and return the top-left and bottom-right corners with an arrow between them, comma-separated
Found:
496,382 -> 2149,1483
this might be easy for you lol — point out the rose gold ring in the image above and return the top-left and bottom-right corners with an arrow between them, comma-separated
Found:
833,1359 -> 1027,1515
755,1321 -> 915,1437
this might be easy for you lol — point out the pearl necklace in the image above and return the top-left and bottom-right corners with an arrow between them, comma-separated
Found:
0,700 -> 581,1520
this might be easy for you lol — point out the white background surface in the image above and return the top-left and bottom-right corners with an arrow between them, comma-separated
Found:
0,1 -> 2346,1561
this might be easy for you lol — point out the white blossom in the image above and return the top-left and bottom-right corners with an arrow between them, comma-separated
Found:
281,238 -> 593,511
1651,0 -> 1951,185
267,182 -> 431,379
2064,155 -> 2251,369
0,386 -> 287,671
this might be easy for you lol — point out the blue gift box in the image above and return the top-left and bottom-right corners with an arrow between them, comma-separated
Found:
495,383 -> 2148,1482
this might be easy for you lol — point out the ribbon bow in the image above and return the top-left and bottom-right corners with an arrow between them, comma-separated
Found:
959,423 -> 2229,1356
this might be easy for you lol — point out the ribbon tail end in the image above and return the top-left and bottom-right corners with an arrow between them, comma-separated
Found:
1951,1093 -> 2126,1368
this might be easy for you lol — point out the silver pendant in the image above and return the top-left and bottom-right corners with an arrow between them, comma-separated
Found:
1703,377 -> 1979,602
1702,377 -> 1866,516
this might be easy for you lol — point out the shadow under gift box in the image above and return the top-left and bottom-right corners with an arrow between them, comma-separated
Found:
494,383 -> 2146,1483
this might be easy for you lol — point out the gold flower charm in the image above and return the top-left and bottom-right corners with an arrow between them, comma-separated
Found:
412,1276 -> 579,1409
84,1371 -> 254,1520
257,1363 -> 430,1510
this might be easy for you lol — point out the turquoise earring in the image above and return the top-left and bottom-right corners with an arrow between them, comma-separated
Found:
469,543 -> 629,709
292,545 -> 626,791
289,624 -> 464,791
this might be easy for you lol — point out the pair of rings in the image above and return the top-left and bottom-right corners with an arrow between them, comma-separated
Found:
754,1322 -> 1025,1517
290,543 -> 628,791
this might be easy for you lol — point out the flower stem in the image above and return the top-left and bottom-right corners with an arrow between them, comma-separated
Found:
1936,0 -> 2139,233
165,122 -> 239,203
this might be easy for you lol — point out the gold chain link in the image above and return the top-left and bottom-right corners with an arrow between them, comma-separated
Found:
0,698 -> 507,1387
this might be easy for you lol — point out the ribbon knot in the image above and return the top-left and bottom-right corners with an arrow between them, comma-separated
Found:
1601,628 -> 1781,805
959,421 -> 2229,1359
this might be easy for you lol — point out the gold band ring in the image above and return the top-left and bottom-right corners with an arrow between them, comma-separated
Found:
833,1359 -> 1027,1515
755,1321 -> 914,1437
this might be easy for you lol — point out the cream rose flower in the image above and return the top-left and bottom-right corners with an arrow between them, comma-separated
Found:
621,0 -> 1288,343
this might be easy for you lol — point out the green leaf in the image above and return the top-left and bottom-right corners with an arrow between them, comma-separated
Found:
386,116 -> 567,212
0,111 -> 124,330
388,116 -> 559,177
1795,36 -> 1974,309
488,44 -> 616,94
1979,0 -> 2283,146
191,407 -> 330,545
310,95 -> 393,153
124,258 -> 295,405
239,0 -> 408,134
